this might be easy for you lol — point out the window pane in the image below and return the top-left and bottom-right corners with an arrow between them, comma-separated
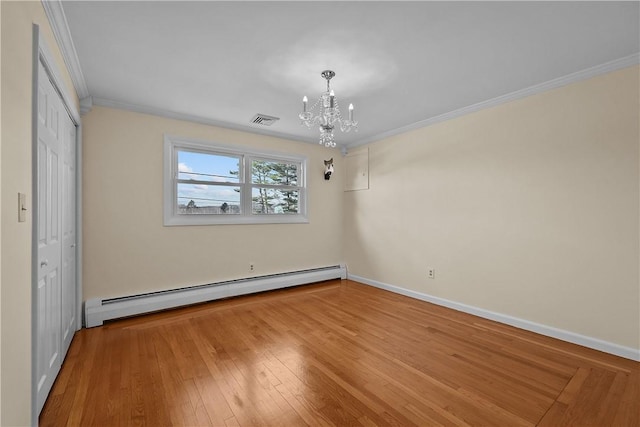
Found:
251,188 -> 299,214
178,183 -> 240,214
251,160 -> 298,186
178,151 -> 240,183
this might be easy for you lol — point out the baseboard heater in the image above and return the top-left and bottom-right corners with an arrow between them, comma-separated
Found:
84,265 -> 346,328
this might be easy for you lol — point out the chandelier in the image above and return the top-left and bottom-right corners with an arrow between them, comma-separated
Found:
299,70 -> 358,148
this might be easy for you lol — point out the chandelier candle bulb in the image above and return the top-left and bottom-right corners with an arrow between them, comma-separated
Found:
329,90 -> 335,108
349,103 -> 354,121
303,96 -> 307,112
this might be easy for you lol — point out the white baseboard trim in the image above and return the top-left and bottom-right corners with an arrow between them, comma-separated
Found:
348,274 -> 640,362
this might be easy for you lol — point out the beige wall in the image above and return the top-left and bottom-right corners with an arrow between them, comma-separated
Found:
0,1 -> 78,424
82,106 -> 343,301
0,4 -> 637,423
344,66 -> 640,351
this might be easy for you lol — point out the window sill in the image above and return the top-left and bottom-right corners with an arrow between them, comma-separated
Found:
163,214 -> 309,226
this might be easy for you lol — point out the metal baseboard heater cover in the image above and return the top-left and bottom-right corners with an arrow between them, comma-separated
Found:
84,265 -> 346,328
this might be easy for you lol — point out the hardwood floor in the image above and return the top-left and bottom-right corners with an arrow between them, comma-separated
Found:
40,280 -> 639,426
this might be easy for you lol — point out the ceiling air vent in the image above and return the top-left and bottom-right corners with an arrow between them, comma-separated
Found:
251,113 -> 280,126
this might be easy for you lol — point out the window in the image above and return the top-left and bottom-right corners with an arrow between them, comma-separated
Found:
164,135 -> 307,225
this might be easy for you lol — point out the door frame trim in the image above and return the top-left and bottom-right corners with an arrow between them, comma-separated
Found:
31,23 -> 83,425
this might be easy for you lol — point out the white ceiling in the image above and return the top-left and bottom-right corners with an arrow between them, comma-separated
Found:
60,1 -> 639,148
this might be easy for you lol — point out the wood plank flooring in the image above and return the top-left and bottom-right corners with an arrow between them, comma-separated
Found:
40,280 -> 639,426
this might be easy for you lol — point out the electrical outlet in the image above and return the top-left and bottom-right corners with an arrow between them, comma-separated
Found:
428,268 -> 435,279
250,264 -> 254,272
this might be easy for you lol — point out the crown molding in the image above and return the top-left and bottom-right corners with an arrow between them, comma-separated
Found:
42,0 -> 636,153
94,53 -> 637,151
347,53 -> 640,149
41,0 -> 89,99
93,52 -> 638,153
79,96 -> 93,115
91,97 -> 325,146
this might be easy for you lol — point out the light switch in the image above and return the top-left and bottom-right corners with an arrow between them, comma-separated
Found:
18,193 -> 27,222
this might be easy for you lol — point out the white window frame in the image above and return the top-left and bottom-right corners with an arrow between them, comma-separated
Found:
164,135 -> 308,225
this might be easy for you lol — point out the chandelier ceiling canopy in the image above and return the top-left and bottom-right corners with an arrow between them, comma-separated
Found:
299,70 -> 358,148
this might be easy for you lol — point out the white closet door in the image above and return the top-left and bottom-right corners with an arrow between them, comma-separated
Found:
35,60 -> 78,414
61,106 -> 77,357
